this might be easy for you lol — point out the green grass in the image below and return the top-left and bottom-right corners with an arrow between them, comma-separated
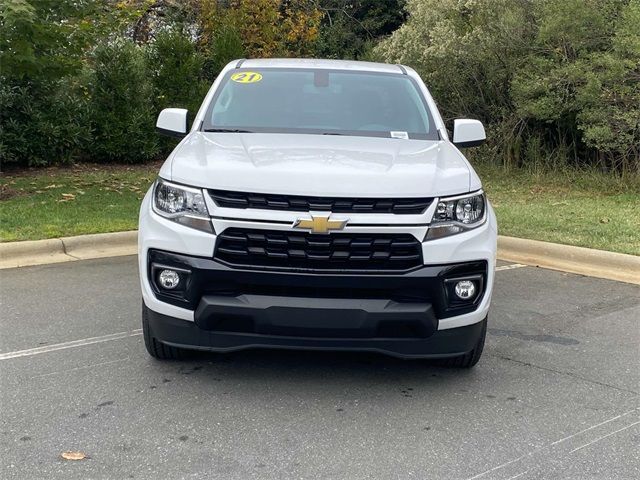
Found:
0,164 -> 158,242
1,162 -> 639,255
476,164 -> 640,256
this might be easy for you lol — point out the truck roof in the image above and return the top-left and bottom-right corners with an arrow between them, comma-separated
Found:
238,58 -> 407,75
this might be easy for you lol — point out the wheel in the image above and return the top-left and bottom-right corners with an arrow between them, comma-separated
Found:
435,318 -> 487,368
142,301 -> 187,360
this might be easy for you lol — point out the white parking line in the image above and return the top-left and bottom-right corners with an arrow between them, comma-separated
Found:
506,472 -> 528,480
464,408 -> 640,479
569,420 -> 640,454
0,330 -> 142,360
550,408 -> 639,445
495,263 -> 527,271
30,357 -> 131,379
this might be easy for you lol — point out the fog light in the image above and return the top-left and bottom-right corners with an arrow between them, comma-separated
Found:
454,280 -> 476,300
158,269 -> 180,290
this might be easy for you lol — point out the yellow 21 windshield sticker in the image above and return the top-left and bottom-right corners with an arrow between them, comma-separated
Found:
231,72 -> 263,84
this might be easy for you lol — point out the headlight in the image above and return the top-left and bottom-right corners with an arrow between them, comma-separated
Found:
425,191 -> 486,240
152,178 -> 213,233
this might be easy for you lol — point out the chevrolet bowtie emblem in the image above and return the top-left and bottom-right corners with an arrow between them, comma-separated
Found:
293,215 -> 348,234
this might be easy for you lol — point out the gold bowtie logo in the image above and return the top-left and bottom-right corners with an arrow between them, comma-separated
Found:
293,215 -> 348,234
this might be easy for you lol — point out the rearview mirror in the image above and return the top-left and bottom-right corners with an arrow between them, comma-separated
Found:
156,108 -> 188,138
452,119 -> 485,148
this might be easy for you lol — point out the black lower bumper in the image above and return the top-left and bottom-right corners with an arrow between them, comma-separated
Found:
145,249 -> 488,358
146,307 -> 486,359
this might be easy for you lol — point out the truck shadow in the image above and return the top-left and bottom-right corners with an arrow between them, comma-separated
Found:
165,347 -> 481,391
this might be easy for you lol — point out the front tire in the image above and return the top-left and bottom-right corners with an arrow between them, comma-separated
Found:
435,317 -> 487,368
142,302 -> 187,360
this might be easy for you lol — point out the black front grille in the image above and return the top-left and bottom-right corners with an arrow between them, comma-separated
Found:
215,229 -> 423,271
209,190 -> 432,214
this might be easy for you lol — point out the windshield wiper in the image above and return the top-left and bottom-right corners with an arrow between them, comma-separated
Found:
321,132 -> 345,135
203,128 -> 254,133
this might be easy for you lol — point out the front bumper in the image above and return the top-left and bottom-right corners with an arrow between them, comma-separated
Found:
145,306 -> 487,359
144,249 -> 488,357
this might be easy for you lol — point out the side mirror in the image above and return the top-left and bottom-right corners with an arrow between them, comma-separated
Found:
156,108 -> 188,138
452,119 -> 486,148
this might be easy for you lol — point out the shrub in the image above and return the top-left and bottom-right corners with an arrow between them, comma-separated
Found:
203,24 -> 246,78
89,38 -> 158,163
147,29 -> 208,115
0,80 -> 90,167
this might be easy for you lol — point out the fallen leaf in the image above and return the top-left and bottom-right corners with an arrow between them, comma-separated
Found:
61,451 -> 86,461
599,217 -> 610,223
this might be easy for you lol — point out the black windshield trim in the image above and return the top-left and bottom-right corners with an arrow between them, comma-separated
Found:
203,128 -> 254,133
202,127 -> 433,140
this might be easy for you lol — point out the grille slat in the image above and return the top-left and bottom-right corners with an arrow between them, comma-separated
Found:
215,229 -> 423,271
210,190 -> 432,214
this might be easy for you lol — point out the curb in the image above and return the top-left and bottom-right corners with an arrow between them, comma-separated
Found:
62,231 -> 138,259
0,231 -> 137,269
0,238 -> 67,268
497,236 -> 640,285
1,231 -> 639,285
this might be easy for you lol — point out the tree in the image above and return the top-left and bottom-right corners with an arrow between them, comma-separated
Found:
314,0 -> 407,59
198,0 -> 322,63
0,0 -> 98,166
512,0 -> 640,172
376,0 -> 639,173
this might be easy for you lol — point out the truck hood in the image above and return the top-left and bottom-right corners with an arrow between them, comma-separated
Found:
164,132 -> 478,197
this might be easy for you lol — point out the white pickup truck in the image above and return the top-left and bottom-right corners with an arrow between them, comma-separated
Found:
138,58 -> 497,368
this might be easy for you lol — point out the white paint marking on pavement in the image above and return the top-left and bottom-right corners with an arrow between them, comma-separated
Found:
0,330 -> 142,360
550,407 -> 639,445
464,408 -> 640,480
465,454 -> 528,480
495,264 -> 527,271
506,472 -> 528,480
568,420 -> 640,454
31,357 -> 131,379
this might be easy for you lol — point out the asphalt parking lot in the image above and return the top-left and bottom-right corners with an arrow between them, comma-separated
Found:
1,256 -> 638,479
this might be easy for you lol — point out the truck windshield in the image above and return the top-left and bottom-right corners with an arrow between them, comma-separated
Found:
202,68 -> 438,140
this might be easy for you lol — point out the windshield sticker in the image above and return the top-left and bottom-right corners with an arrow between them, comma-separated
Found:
390,131 -> 409,139
231,72 -> 263,84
